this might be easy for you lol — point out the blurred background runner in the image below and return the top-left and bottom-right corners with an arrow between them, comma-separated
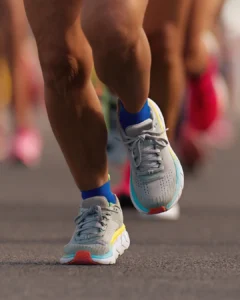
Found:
0,0 -> 43,166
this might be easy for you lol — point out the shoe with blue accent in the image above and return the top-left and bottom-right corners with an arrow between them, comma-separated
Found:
60,196 -> 130,265
118,98 -> 184,215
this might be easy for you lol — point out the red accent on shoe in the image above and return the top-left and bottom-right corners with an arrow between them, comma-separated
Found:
68,251 -> 99,265
148,206 -> 167,215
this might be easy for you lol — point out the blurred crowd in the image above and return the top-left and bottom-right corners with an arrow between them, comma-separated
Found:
0,0 -> 240,205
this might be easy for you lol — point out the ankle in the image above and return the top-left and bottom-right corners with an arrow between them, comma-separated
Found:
81,180 -> 116,204
119,99 -> 150,130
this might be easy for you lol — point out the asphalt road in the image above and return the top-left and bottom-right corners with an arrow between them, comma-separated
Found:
0,115 -> 240,300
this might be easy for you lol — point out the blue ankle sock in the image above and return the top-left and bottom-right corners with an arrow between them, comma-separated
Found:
81,181 -> 116,204
119,100 -> 151,130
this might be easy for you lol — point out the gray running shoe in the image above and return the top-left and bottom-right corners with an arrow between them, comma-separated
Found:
60,196 -> 130,265
118,98 -> 184,215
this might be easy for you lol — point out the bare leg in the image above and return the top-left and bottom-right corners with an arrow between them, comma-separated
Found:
24,0 -> 108,190
81,0 -> 150,113
144,0 -> 191,140
4,0 -> 33,129
178,0 -> 227,168
184,0 -> 225,75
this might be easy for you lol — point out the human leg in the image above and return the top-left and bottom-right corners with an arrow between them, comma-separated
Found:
81,0 -> 150,113
144,0 -> 191,140
24,0 -> 109,189
114,0 -> 190,215
24,0 -> 130,264
81,0 -> 183,213
179,0 -> 231,169
2,0 -> 43,166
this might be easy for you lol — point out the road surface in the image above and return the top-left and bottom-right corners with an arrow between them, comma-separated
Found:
0,115 -> 240,300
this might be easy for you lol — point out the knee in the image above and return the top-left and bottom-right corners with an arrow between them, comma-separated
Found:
82,10 -> 141,62
148,24 -> 181,68
36,36 -> 92,94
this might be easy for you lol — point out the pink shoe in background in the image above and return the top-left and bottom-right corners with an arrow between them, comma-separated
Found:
179,58 -> 234,170
11,128 -> 43,167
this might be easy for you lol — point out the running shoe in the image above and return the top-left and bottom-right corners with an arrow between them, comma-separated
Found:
114,161 -> 181,220
118,98 -> 184,215
60,196 -> 130,265
11,128 -> 42,167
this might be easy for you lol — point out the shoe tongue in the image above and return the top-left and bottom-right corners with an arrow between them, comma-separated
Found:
81,196 -> 111,209
125,119 -> 153,137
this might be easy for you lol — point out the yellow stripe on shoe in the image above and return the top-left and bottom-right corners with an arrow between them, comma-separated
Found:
110,224 -> 126,245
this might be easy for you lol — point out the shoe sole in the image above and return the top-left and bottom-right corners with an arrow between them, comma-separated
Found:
60,229 -> 130,265
140,203 -> 180,221
130,99 -> 184,215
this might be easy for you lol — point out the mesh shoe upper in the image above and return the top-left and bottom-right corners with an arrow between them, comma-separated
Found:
63,196 -> 124,256
118,99 -> 177,210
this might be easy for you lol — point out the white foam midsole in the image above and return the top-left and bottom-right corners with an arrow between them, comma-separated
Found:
60,230 -> 130,265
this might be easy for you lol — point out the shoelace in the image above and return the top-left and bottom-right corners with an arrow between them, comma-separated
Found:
74,205 -> 116,241
124,129 -> 168,176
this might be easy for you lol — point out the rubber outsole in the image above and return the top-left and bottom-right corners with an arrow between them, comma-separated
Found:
60,230 -> 130,265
